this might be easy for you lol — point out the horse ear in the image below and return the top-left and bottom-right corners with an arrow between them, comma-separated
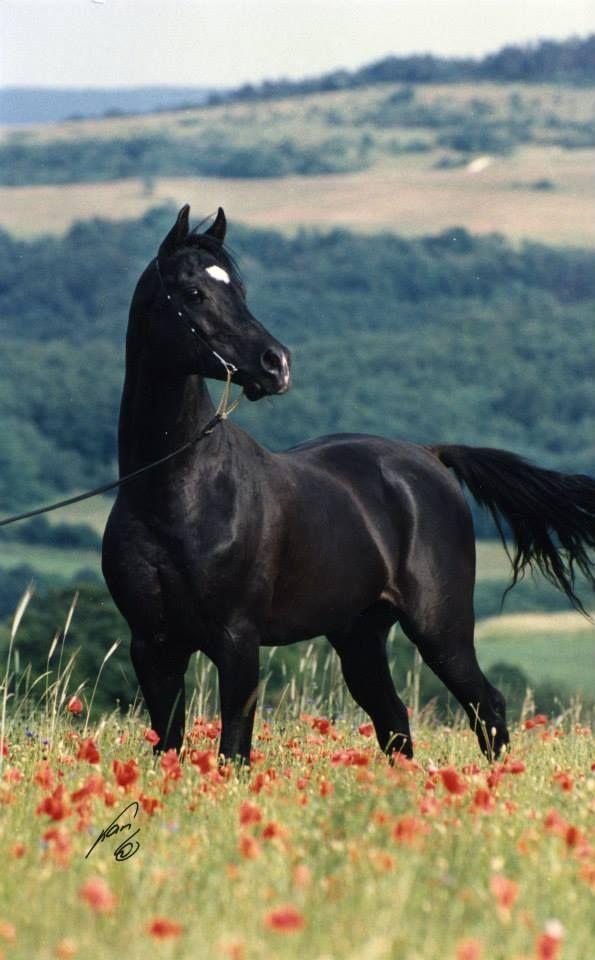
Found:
204,207 -> 227,244
158,204 -> 190,258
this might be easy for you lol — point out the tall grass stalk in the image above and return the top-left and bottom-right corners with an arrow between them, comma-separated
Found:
83,639 -> 120,735
0,584 -> 34,771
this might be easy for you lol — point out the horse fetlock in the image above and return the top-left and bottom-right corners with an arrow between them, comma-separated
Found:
476,720 -> 510,763
386,730 -> 414,760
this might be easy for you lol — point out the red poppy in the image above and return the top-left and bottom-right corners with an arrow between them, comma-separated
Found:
292,864 -> 312,888
42,827 -> 72,867
140,794 -> 161,816
238,800 -> 262,826
219,937 -> 246,960
439,766 -> 467,795
76,738 -> 100,765
36,784 -> 71,821
3,767 -> 23,784
54,938 -> 77,959
535,922 -> 564,960
262,820 -> 287,841
331,748 -> 370,767
112,758 -> 139,790
79,877 -> 117,914
564,824 -> 584,848
358,722 -> 374,738
239,834 -> 261,860
505,759 -> 526,775
33,762 -> 55,790
70,774 -> 105,802
311,716 -> 332,735
471,788 -> 495,813
490,873 -> 518,913
264,905 -> 305,933
524,714 -> 548,730
544,808 -> 567,835
250,771 -> 271,794
160,749 -> 182,780
552,771 -> 573,792
143,728 -> 160,746
147,917 -> 183,939
392,815 -> 427,846
188,749 -> 217,775
66,696 -> 83,715
455,938 -> 483,960
0,920 -> 16,943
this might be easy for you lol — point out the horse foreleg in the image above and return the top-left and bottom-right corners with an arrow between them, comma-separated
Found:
131,632 -> 189,753
329,617 -> 413,758
213,627 -> 260,765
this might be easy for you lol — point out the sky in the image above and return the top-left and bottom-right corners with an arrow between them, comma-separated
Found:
2,0 -> 594,89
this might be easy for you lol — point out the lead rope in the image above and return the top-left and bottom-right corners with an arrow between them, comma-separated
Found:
0,363 -> 242,529
213,355 -> 243,420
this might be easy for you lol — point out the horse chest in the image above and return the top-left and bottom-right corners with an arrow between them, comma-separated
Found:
104,496 -> 250,634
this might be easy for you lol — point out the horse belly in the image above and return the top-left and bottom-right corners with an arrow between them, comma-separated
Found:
265,499 -> 390,644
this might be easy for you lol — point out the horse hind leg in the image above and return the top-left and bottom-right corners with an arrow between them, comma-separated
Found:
328,603 -> 413,758
398,590 -> 509,761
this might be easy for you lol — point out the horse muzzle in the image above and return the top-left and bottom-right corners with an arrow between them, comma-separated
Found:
242,346 -> 291,401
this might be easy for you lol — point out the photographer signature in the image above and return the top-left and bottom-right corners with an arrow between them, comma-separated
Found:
85,801 -> 141,862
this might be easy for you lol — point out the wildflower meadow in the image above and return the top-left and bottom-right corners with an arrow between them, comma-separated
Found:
0,599 -> 593,960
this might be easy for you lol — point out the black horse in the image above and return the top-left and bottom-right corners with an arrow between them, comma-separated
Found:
102,205 -> 595,763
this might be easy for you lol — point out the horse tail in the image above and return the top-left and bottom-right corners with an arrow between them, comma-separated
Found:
429,444 -> 595,615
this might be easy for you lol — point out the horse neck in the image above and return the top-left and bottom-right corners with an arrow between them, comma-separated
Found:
117,325 -> 218,478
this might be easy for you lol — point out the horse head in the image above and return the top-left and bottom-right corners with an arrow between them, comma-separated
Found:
133,204 -> 291,401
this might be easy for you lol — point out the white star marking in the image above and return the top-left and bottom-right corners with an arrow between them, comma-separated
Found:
205,265 -> 231,284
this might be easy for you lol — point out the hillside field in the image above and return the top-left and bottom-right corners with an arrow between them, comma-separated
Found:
1,82 -> 594,246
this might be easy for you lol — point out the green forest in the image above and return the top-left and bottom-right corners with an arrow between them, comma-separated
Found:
1,208 -> 593,516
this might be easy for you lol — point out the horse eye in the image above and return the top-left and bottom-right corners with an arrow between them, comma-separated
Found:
185,288 -> 204,303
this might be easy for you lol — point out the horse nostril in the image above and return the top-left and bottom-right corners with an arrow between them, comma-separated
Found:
260,346 -> 291,393
260,348 -> 284,375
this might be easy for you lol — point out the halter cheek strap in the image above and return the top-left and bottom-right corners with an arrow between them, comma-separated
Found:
154,258 -> 238,377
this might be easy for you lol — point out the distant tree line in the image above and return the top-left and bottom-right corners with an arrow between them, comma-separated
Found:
209,35 -> 595,105
0,133 -> 369,187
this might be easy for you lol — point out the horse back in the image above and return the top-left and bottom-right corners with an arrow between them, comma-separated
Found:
264,434 -> 473,642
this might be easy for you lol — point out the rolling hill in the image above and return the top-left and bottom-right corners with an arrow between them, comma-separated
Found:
0,80 -> 594,246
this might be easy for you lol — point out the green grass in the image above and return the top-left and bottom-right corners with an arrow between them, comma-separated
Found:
476,612 -> 595,698
0,698 -> 592,959
0,541 -> 100,578
45,496 -> 113,536
0,593 -> 593,959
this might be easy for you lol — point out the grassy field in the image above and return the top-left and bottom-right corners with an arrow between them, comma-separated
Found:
1,81 -> 594,246
0,542 -> 99,579
0,692 -> 592,960
476,612 -> 595,699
